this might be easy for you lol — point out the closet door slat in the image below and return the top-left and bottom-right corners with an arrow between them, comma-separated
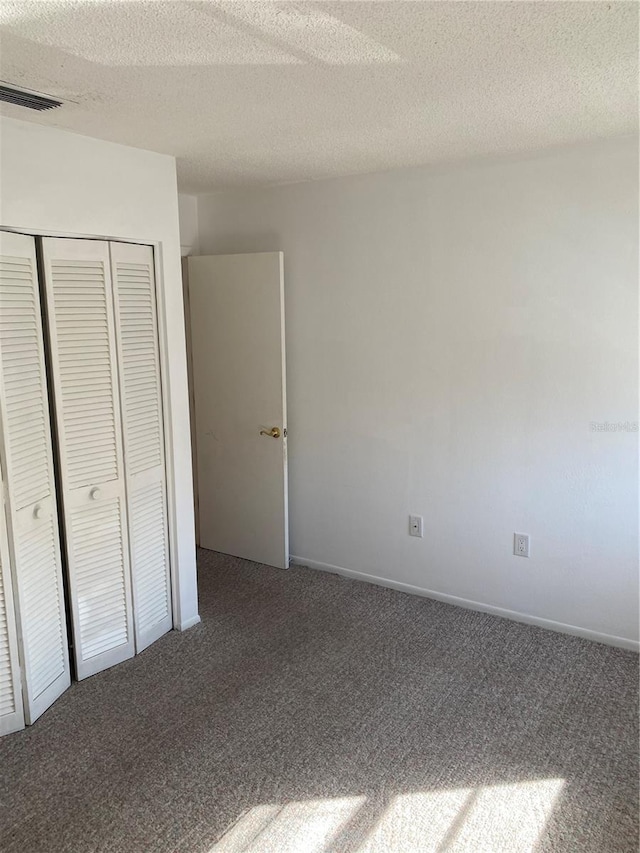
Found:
41,238 -> 134,680
0,231 -> 70,725
111,242 -> 172,651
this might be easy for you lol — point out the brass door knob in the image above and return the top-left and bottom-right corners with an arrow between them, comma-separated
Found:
260,427 -> 281,438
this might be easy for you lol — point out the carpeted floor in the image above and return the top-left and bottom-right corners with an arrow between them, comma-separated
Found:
0,548 -> 638,853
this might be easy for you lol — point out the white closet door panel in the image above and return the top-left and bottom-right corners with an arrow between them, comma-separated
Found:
0,231 -> 69,724
111,242 -> 171,652
67,489 -> 129,660
13,510 -> 68,719
41,238 -> 134,680
0,477 -> 24,736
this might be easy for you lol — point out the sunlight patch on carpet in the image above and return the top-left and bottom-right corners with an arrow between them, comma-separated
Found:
210,778 -> 564,853
359,777 -> 566,852
211,795 -> 366,852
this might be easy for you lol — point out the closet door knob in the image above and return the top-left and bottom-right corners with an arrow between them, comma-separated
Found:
89,487 -> 101,501
33,504 -> 43,519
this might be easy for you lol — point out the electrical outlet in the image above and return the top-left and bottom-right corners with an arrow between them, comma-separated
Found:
409,515 -> 423,538
514,533 -> 530,558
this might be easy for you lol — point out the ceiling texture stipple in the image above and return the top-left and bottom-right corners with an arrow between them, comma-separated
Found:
0,1 -> 637,193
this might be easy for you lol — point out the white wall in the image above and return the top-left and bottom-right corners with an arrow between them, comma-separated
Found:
0,116 -> 199,630
178,194 -> 199,257
196,137 -> 639,648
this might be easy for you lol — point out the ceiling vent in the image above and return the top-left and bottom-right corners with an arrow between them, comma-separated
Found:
0,84 -> 62,111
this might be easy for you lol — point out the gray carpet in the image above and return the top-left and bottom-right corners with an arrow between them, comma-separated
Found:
1,548 -> 637,853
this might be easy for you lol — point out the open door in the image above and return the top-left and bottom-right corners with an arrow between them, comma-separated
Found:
187,252 -> 288,570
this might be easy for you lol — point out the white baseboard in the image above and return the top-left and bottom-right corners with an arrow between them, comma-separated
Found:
290,556 -> 639,652
177,614 -> 201,631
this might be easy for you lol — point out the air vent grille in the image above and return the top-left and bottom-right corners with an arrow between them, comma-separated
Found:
0,85 -> 62,111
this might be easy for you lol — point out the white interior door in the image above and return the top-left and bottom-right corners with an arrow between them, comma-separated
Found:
0,474 -> 24,736
0,231 -> 70,723
110,241 -> 172,652
187,252 -> 288,569
41,238 -> 134,680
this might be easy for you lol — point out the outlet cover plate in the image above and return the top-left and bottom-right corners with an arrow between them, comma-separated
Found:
409,515 -> 424,538
514,533 -> 530,558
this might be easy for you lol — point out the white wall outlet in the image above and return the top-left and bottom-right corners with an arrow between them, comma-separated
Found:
409,515 -> 423,537
514,533 -> 530,558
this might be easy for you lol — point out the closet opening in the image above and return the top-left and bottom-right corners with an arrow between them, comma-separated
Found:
0,230 -> 175,736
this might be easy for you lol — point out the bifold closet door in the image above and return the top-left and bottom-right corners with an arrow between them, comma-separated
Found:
110,242 -> 172,651
0,231 -> 70,724
0,476 -> 24,735
41,238 -> 135,680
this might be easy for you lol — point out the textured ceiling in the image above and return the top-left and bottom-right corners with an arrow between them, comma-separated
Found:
0,1 -> 637,192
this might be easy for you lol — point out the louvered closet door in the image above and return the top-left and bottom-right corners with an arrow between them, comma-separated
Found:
0,231 -> 70,724
111,242 -> 172,651
0,474 -> 24,735
41,238 -> 134,680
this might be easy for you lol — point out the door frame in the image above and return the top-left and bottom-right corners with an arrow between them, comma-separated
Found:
0,224 -> 189,634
